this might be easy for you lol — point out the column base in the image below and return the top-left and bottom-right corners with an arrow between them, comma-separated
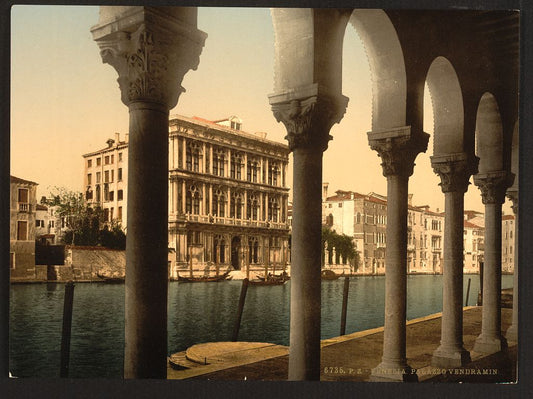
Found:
431,346 -> 471,368
505,325 -> 518,342
473,334 -> 508,354
369,361 -> 418,382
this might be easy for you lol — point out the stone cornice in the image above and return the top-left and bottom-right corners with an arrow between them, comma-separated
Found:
367,127 -> 430,177
474,171 -> 515,205
92,9 -> 206,109
430,153 -> 479,193
269,84 -> 348,152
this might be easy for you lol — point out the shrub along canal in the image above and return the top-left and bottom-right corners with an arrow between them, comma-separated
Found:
9,274 -> 513,378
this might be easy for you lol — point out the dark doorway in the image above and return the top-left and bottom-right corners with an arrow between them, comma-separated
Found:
231,236 -> 241,270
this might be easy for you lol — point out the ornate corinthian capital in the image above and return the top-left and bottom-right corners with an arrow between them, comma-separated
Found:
430,153 -> 479,193
269,86 -> 348,152
474,171 -> 515,205
367,127 -> 429,177
92,8 -> 206,109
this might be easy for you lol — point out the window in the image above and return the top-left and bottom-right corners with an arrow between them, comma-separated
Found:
118,190 -> 123,201
104,170 -> 109,183
118,206 -> 122,222
213,149 -> 225,177
105,155 -> 110,165
338,203 -> 343,208
187,231 -> 201,245
18,188 -> 28,203
212,189 -> 226,217
186,185 -> 201,214
247,194 -> 259,220
118,152 -> 123,162
247,160 -> 258,182
96,157 -> 101,166
186,142 -> 201,172
17,221 -> 28,240
231,153 -> 242,180
268,197 -> 280,222
118,168 -> 123,181
87,159 -> 92,168
111,154 -> 114,164
87,174 -> 92,185
109,191 -> 114,201
104,184 -> 109,201
111,170 -> 114,182
230,192 -> 243,219
96,172 -> 101,184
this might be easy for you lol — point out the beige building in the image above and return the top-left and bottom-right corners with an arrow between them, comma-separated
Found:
501,214 -> 515,273
10,176 -> 38,279
82,115 -> 290,278
168,115 -> 290,278
463,219 -> 485,273
83,133 -> 128,226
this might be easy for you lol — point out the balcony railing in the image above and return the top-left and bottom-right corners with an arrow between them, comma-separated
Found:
180,213 -> 287,229
18,203 -> 30,212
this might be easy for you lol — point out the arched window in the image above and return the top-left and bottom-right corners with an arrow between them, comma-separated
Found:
212,188 -> 226,217
186,184 -> 201,214
268,197 -> 280,222
213,148 -> 226,177
247,159 -> 259,182
186,142 -> 202,172
326,213 -> 334,227
214,234 -> 226,263
248,236 -> 259,263
268,162 -> 280,186
230,152 -> 243,180
230,191 -> 244,219
247,193 -> 259,220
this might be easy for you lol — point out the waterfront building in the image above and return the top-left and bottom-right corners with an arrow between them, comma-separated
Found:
9,176 -> 38,279
322,186 -> 444,275
82,115 -> 290,278
463,219 -> 485,273
501,214 -> 515,273
167,115 -> 290,278
83,133 -> 128,227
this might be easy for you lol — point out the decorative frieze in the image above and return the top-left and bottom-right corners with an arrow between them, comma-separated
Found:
474,171 -> 515,205
430,153 -> 479,193
270,91 -> 348,152
368,127 -> 429,177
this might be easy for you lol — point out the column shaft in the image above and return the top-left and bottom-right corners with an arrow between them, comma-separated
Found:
288,147 -> 323,380
124,102 -> 169,378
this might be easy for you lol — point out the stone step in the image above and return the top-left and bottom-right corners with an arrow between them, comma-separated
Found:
168,351 -> 207,370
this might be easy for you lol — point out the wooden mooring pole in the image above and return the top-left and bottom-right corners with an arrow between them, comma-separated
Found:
340,276 -> 350,336
478,261 -> 484,306
465,277 -> 471,307
60,281 -> 75,377
232,278 -> 249,342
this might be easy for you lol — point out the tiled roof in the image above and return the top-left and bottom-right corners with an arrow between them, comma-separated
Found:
10,175 -> 38,185
464,220 -> 484,229
36,204 -> 48,211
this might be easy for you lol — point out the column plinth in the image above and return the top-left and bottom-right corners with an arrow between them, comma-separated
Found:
430,153 -> 477,368
92,7 -> 206,379
368,127 -> 429,382
270,85 -> 348,381
473,171 -> 514,355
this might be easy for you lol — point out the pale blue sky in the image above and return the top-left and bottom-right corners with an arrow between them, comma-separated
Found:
11,5 -> 502,213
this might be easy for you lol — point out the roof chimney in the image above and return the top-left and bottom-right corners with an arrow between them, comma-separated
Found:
106,138 -> 115,148
115,132 -> 120,144
408,194 -> 413,206
322,183 -> 329,202
125,133 -> 129,143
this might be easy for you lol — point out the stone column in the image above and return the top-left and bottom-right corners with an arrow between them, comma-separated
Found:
431,153 -> 478,367
92,7 -> 205,379
368,127 -> 429,381
182,137 -> 187,169
270,89 -> 348,381
473,171 -> 514,354
506,189 -> 518,341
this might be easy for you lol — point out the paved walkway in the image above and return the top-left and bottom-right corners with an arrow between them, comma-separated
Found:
167,307 -> 516,382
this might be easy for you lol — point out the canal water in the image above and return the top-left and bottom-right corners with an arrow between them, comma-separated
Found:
9,274 -> 513,378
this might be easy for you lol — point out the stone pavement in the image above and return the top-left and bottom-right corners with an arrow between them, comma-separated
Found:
167,307 -> 516,382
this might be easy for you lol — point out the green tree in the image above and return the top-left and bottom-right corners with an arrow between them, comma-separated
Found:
321,226 -> 360,272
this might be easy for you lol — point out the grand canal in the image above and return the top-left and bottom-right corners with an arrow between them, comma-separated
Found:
9,274 -> 513,378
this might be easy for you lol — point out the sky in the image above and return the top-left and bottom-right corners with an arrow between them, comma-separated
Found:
10,5 -> 511,214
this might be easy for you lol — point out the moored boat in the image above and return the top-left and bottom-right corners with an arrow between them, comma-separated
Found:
321,269 -> 340,280
176,270 -> 231,283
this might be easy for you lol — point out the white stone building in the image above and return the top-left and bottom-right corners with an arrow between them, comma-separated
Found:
501,214 -> 515,273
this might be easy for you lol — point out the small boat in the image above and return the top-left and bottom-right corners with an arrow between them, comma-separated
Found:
321,269 -> 340,280
249,272 -> 290,286
96,272 -> 125,284
177,270 -> 231,283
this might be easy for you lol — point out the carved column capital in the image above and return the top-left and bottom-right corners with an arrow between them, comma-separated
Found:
474,171 -> 515,205
269,86 -> 348,152
367,127 -> 430,178
430,153 -> 479,193
92,9 -> 206,109
506,188 -> 518,214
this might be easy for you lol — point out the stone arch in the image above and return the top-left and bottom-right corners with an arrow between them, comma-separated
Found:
425,56 -> 464,155
475,92 -> 504,173
349,9 -> 407,130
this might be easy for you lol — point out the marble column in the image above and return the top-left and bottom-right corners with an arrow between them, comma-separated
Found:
92,7 -> 205,379
431,153 -> 478,367
473,171 -> 514,354
270,89 -> 348,381
368,127 -> 429,381
506,189 -> 518,341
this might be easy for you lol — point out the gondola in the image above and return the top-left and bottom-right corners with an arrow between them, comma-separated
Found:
321,269 -> 340,280
96,272 -> 125,284
176,270 -> 231,283
249,273 -> 290,286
